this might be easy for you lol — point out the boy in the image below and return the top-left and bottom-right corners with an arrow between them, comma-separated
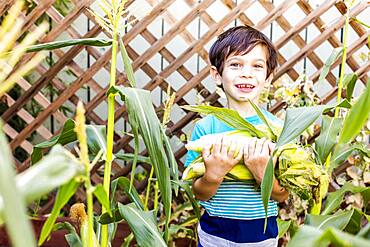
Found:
185,26 -> 289,246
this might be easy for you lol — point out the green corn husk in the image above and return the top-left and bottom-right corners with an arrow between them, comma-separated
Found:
274,143 -> 329,204
183,130 -> 328,205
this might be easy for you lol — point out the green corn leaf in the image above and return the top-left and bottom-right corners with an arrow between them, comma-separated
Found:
118,203 -> 167,247
112,86 -> 172,242
287,225 -> 370,247
182,105 -> 265,137
277,105 -> 327,148
322,99 -> 352,114
315,116 -> 343,165
357,222 -> 370,239
0,145 -> 83,246
114,152 -> 151,164
119,37 -> 136,87
65,232 -> 83,247
31,119 -> 77,164
53,222 -> 82,247
99,208 -> 123,225
38,179 -> 80,246
287,225 -> 326,247
112,177 -> 144,210
344,208 -> 364,235
330,143 -> 370,169
122,233 -> 134,247
25,38 -> 112,53
338,80 -> 370,145
277,219 -> 291,238
322,183 -> 370,215
86,125 -> 107,157
16,145 -> 83,206
162,127 -> 179,194
98,176 -> 138,225
171,180 -> 200,219
0,122 -> 36,247
125,100 -> 139,193
343,73 -> 358,101
305,209 -> 354,231
261,157 -> 275,226
92,184 -> 112,217
317,47 -> 343,86
31,120 -> 107,164
247,99 -> 277,141
321,227 -> 370,246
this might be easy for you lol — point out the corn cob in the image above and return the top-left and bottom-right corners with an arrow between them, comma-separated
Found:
183,130 -> 255,181
185,130 -> 253,152
182,156 -> 254,181
183,129 -> 328,204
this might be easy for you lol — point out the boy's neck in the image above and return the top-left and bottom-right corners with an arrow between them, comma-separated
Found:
227,100 -> 258,118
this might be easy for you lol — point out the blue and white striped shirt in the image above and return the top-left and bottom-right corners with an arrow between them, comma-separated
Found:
185,112 -> 281,220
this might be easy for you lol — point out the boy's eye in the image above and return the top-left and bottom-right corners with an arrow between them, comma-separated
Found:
254,64 -> 264,68
230,62 -> 242,68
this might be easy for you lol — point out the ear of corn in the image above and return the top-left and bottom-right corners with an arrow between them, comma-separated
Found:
181,156 -> 205,180
183,129 -> 328,206
183,130 -> 254,182
185,130 -> 253,152
225,163 -> 254,181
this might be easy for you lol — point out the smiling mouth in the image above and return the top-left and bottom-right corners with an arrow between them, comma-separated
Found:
235,84 -> 255,89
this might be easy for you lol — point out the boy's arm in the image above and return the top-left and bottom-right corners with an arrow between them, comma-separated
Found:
192,175 -> 223,201
270,178 -> 289,202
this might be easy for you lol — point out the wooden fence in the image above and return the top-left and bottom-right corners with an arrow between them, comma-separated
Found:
1,0 -> 369,199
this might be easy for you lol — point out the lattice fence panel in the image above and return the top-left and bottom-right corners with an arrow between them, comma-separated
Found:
1,0 -> 369,189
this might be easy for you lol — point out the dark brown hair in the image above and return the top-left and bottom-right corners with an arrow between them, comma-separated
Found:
209,26 -> 277,78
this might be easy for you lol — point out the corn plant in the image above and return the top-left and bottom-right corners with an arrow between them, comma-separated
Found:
21,1 -> 182,246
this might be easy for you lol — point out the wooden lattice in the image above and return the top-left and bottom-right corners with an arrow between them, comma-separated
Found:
1,0 -> 369,193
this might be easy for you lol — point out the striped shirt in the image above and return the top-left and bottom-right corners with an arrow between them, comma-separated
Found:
185,112 -> 282,220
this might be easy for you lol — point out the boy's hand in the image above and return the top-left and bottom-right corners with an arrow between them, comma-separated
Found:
243,137 -> 275,184
201,136 -> 243,183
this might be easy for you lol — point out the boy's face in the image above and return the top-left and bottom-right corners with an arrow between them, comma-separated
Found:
211,44 -> 272,105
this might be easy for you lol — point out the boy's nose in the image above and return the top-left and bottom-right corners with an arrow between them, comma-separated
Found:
240,66 -> 253,77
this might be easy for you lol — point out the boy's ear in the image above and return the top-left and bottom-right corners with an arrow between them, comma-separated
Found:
210,66 -> 222,86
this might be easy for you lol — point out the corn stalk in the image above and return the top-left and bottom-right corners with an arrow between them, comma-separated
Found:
74,102 -> 95,247
88,1 -> 130,245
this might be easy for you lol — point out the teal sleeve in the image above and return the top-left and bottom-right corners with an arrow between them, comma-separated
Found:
184,122 -> 207,167
264,110 -> 283,125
